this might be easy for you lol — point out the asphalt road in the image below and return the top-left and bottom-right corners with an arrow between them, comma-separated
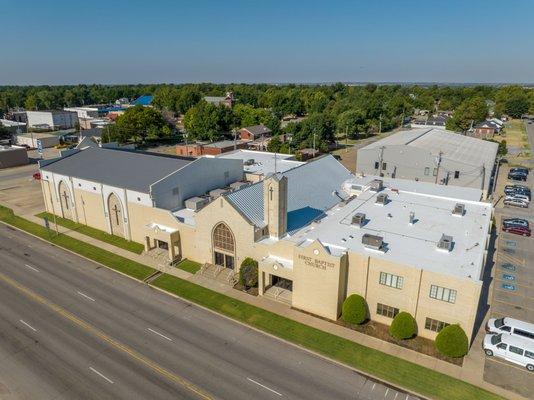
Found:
0,224 -> 418,400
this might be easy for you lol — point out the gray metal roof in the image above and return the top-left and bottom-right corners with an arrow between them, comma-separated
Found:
241,125 -> 271,136
41,147 -> 194,193
226,155 -> 353,233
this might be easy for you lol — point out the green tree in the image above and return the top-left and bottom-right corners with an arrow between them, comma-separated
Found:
183,101 -> 234,141
267,135 -> 282,152
435,324 -> 469,358
175,87 -> 202,114
336,109 -> 367,138
114,106 -> 168,143
504,96 -> 529,118
341,294 -> 367,325
239,257 -> 258,288
389,312 -> 417,340
446,97 -> 488,132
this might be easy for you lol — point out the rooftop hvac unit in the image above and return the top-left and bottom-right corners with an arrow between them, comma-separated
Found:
229,181 -> 250,191
452,203 -> 465,216
375,193 -> 389,205
362,234 -> 384,251
369,179 -> 384,192
209,188 -> 228,199
351,212 -> 366,227
244,158 -> 255,166
437,234 -> 454,252
185,196 -> 209,211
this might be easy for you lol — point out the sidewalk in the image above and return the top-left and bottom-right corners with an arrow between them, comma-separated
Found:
25,213 -> 527,400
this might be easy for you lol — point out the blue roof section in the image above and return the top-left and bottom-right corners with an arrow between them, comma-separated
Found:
226,155 -> 353,234
132,95 -> 153,106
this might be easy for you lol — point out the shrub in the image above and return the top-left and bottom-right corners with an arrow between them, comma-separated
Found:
389,312 -> 417,340
341,294 -> 367,325
239,257 -> 258,288
435,324 -> 469,358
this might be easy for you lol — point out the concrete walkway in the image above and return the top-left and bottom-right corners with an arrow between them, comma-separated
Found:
22,213 -> 527,400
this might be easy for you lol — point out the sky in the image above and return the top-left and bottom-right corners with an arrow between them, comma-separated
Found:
2,0 -> 534,85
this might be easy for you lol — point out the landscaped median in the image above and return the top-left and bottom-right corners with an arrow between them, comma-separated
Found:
36,212 -> 145,254
0,204 -> 503,400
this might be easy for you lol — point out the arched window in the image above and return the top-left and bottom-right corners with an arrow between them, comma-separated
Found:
213,223 -> 234,253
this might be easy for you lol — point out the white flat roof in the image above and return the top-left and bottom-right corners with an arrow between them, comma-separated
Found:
286,175 -> 492,281
216,150 -> 304,176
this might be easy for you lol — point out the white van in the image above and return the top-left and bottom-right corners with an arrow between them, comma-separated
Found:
483,333 -> 534,371
486,317 -> 534,341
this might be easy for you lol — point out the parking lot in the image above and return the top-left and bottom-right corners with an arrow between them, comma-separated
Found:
483,127 -> 534,398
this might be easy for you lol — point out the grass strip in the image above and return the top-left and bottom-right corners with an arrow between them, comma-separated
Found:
1,206 -> 154,280
152,273 -> 503,400
36,212 -> 144,254
175,259 -> 201,274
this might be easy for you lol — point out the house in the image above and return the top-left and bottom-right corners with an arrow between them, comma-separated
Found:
470,121 -> 501,139
203,92 -> 234,108
239,125 -> 271,141
356,128 -> 498,198
176,139 -> 249,157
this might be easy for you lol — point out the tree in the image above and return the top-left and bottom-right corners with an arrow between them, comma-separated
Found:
341,294 -> 367,325
389,312 -> 417,340
446,97 -> 488,132
504,96 -> 529,118
0,126 -> 11,140
114,106 -> 168,143
183,101 -> 234,141
175,87 -> 202,114
435,324 -> 469,358
239,258 -> 258,288
267,136 -> 282,153
336,109 -> 367,138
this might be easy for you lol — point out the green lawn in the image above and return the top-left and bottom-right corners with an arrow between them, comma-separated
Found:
175,259 -> 201,274
36,212 -> 144,254
0,204 -> 504,400
1,206 -> 155,280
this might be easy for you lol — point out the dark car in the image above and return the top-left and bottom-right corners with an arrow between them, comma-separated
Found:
503,218 -> 529,229
508,172 -> 528,181
510,167 -> 529,176
502,224 -> 531,237
504,185 -> 531,196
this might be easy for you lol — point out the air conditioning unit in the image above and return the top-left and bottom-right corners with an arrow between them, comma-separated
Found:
452,203 -> 465,216
351,213 -> 366,227
376,193 -> 389,205
437,234 -> 454,252
369,179 -> 383,192
244,158 -> 255,166
185,196 -> 209,211
209,188 -> 228,199
362,234 -> 384,251
229,181 -> 250,191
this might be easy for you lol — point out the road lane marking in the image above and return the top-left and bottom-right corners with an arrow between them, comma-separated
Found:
20,319 -> 37,331
77,291 -> 96,302
24,264 -> 39,272
247,378 -> 282,397
385,388 -> 389,397
89,367 -> 114,384
0,271 -> 212,400
147,328 -> 173,341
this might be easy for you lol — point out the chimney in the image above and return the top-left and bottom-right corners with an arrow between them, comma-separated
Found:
263,174 -> 288,239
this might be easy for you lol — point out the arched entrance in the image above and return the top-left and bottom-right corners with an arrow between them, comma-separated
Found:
108,193 -> 124,237
58,181 -> 73,220
212,222 -> 235,269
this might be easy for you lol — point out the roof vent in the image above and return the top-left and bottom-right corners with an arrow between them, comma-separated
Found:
409,211 -> 415,225
437,234 -> 454,252
244,158 -> 255,166
185,196 -> 209,211
362,234 -> 384,251
369,179 -> 383,192
376,193 -> 389,205
351,213 -> 366,227
452,203 -> 465,216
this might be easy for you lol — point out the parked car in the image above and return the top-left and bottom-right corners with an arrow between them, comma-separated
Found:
483,333 -> 534,371
487,317 -> 534,341
502,224 -> 531,237
504,186 -> 531,198
510,167 -> 529,176
506,194 -> 531,203
504,198 -> 529,208
508,171 -> 528,181
503,218 -> 529,228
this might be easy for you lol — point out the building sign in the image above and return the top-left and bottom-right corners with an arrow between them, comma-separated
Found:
298,254 -> 335,270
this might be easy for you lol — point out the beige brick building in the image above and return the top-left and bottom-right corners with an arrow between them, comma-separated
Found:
39,148 -> 492,343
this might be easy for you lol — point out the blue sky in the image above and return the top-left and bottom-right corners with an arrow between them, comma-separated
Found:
2,0 -> 534,84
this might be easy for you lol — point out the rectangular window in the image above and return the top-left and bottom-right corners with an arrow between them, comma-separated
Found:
514,329 -> 534,340
424,317 -> 449,332
381,162 -> 387,170
424,167 -> 430,176
429,285 -> 457,303
379,272 -> 404,289
374,161 -> 380,169
376,303 -> 399,319
509,346 -> 524,356
526,350 -> 534,360
433,168 -> 438,177
454,171 -> 460,179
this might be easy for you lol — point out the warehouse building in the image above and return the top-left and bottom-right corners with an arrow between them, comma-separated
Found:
0,145 -> 29,168
26,110 -> 78,130
39,150 -> 492,342
356,128 -> 499,198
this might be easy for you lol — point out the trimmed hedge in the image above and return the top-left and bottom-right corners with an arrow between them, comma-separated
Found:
239,257 -> 258,288
435,324 -> 469,358
341,294 -> 367,325
389,312 -> 417,340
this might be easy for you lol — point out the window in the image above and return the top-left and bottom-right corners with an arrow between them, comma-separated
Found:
425,317 -> 449,332
514,329 -> 534,340
376,303 -> 399,319
213,223 -> 235,252
454,171 -> 460,179
497,343 -> 507,350
379,272 -> 403,289
526,350 -> 534,360
429,285 -> 457,303
433,168 -> 438,177
501,326 -> 511,332
381,162 -> 387,170
424,167 -> 430,176
374,161 -> 380,169
509,346 -> 524,356
172,187 -> 180,196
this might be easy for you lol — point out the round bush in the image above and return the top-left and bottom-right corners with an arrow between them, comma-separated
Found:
435,324 -> 469,358
341,294 -> 367,325
239,257 -> 258,288
389,312 -> 417,340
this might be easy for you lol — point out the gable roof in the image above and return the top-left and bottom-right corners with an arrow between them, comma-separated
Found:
226,155 -> 353,233
40,147 -> 194,193
241,124 -> 271,136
